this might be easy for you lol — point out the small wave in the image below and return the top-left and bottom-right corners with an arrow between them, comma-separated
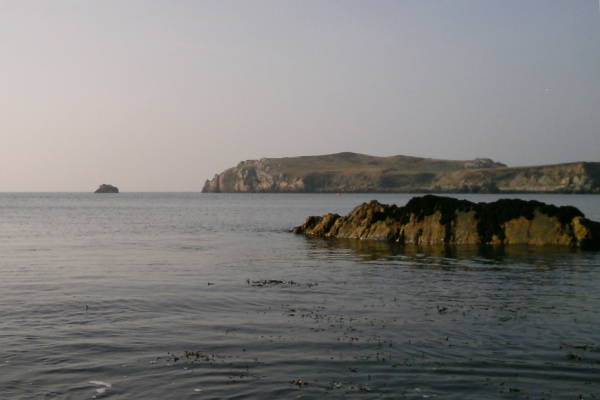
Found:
89,381 -> 112,388
89,380 -> 112,396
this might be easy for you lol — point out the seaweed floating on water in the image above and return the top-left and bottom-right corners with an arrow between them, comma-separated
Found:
247,279 -> 318,288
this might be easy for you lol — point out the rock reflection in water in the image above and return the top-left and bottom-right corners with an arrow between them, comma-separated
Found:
294,235 -> 600,399
303,236 -> 594,270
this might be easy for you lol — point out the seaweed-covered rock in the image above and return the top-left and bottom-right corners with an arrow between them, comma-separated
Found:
292,195 -> 600,249
94,184 -> 119,193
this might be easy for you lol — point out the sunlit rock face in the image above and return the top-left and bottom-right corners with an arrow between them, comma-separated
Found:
293,195 -> 600,249
94,184 -> 119,193
202,159 -> 305,193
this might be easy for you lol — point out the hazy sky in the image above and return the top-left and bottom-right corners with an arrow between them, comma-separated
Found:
2,1 -> 599,191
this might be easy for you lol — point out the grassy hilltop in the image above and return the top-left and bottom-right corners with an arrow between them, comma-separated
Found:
202,152 -> 600,194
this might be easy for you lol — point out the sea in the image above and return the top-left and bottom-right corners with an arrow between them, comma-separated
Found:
1,192 -> 599,400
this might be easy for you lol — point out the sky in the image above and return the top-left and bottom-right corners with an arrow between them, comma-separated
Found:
1,1 -> 599,192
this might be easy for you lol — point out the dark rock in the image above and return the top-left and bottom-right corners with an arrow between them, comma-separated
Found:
293,195 -> 600,249
94,184 -> 119,193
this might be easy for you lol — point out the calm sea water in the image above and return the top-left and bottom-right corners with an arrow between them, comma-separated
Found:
1,193 -> 599,400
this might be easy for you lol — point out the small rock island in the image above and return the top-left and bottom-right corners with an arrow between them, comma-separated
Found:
94,184 -> 119,193
293,195 -> 600,249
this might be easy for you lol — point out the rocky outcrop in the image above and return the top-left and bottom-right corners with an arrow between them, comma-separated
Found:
202,153 -> 600,194
463,158 -> 507,169
292,195 -> 600,249
94,184 -> 119,193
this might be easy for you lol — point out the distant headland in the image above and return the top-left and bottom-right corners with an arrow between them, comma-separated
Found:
94,184 -> 119,193
202,152 -> 600,194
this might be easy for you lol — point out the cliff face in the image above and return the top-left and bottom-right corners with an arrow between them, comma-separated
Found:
202,158 -> 305,193
437,162 -> 600,193
292,195 -> 600,249
202,153 -> 600,194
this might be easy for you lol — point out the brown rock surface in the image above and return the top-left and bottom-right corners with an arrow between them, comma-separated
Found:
292,195 -> 600,249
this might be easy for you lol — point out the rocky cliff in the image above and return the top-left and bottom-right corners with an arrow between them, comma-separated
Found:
202,158 -> 305,193
292,195 -> 600,249
202,153 -> 600,194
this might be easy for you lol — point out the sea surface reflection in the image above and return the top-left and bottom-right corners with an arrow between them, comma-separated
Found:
1,193 -> 599,399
